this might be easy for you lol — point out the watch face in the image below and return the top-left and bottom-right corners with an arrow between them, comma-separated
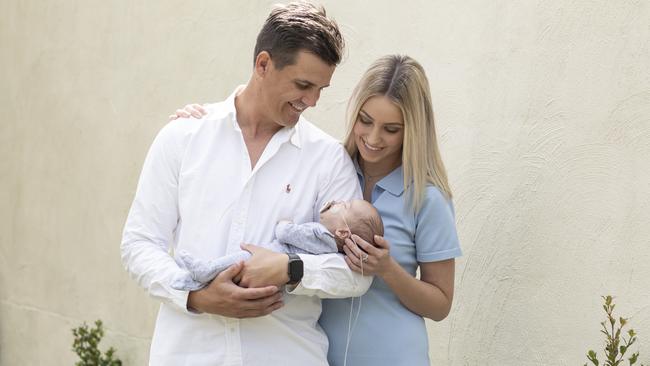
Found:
288,257 -> 304,284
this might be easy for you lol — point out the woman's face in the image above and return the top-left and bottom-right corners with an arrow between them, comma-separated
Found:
353,95 -> 405,167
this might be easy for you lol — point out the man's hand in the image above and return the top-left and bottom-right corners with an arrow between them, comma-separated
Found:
236,244 -> 290,288
187,261 -> 284,318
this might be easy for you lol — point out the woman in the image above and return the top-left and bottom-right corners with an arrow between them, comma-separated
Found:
171,55 -> 461,366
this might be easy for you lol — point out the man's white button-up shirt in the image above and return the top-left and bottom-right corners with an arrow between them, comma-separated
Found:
121,88 -> 371,366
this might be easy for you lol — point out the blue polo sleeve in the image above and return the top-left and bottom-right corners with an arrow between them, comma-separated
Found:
414,186 -> 462,262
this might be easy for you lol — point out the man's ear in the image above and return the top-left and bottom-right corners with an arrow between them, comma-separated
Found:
335,228 -> 351,240
254,51 -> 272,77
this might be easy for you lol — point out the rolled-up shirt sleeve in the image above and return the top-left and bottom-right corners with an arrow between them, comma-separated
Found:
121,121 -> 190,311
289,144 -> 372,298
288,253 -> 373,298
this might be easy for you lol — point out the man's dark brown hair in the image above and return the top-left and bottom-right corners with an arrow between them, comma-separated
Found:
254,2 -> 345,69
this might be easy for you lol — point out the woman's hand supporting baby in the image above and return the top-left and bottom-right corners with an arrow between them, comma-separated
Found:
342,234 -> 395,277
343,233 -> 455,321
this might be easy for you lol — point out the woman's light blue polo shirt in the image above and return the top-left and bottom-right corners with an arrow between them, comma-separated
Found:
319,161 -> 462,366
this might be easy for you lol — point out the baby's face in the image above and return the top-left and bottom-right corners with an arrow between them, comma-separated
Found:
319,200 -> 351,233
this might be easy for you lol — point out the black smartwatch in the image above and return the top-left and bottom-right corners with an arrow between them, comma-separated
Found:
287,253 -> 304,285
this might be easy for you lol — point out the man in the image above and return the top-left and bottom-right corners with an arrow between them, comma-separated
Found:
121,3 -> 371,365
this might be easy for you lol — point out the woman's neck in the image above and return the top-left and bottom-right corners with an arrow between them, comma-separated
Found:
359,154 -> 402,180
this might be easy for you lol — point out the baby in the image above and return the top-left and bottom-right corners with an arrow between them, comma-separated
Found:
172,199 -> 384,291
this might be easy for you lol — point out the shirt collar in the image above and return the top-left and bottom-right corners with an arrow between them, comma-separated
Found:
225,85 -> 301,149
353,156 -> 405,196
289,124 -> 301,148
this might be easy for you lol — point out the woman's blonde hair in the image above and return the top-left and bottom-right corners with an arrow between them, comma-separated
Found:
343,55 -> 452,212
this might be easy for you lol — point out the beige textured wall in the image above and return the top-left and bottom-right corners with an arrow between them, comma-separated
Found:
2,1 -> 649,365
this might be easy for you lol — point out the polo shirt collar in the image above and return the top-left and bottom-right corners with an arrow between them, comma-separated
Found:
225,86 -> 301,149
353,156 -> 405,196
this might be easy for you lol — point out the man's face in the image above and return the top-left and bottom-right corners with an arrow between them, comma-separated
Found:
259,50 -> 336,127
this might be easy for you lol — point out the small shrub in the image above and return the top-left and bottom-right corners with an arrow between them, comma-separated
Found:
71,320 -> 122,366
584,295 -> 645,366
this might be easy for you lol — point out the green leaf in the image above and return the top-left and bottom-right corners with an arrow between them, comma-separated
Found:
71,319 -> 122,366
628,329 -> 636,337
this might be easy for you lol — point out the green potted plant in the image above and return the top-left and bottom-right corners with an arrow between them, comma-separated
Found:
71,320 -> 122,366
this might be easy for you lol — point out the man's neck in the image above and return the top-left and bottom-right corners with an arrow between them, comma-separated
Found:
235,84 -> 283,140
233,82 -> 285,169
